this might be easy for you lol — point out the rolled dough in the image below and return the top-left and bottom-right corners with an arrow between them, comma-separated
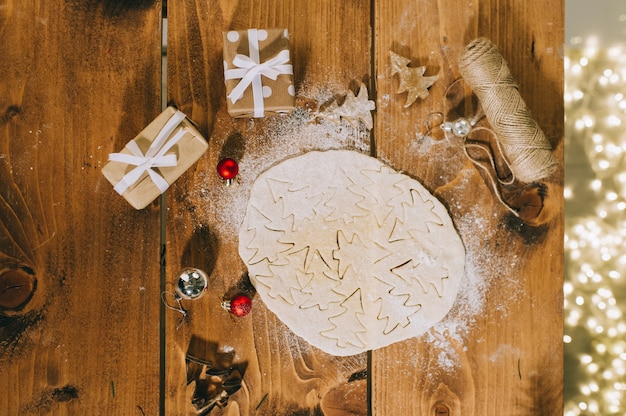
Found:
239,150 -> 465,356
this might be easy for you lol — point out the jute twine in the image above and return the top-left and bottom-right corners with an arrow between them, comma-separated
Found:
458,38 -> 557,183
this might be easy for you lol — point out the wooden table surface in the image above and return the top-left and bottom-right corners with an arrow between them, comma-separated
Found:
0,1 -> 563,415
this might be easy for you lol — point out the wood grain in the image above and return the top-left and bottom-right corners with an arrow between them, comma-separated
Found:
372,0 -> 563,415
2,1 -> 564,415
165,0 -> 371,414
0,1 -> 162,414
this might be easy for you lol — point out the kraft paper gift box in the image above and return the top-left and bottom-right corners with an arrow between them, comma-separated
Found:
102,107 -> 208,209
223,28 -> 295,117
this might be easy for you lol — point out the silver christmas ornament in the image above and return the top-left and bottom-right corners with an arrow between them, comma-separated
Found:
176,268 -> 209,300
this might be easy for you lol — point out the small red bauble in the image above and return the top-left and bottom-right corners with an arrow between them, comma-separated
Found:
216,158 -> 239,185
222,294 -> 252,317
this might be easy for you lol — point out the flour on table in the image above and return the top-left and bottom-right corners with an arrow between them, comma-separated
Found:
238,150 -> 466,356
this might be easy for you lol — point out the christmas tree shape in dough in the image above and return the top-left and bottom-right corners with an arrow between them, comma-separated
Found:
239,150 -> 465,356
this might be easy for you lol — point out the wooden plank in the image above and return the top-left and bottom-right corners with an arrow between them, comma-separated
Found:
164,0 -> 372,414
0,1 -> 162,415
371,0 -> 563,415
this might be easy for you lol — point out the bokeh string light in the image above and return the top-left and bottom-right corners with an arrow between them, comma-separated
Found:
564,42 -> 626,416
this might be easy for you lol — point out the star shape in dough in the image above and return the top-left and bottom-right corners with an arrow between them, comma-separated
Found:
316,83 -> 376,130
390,51 -> 438,107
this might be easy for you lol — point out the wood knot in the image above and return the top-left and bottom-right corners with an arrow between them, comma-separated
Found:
435,404 -> 450,416
1,105 -> 20,124
514,183 -> 547,224
0,265 -> 37,313
52,385 -> 79,402
504,182 -> 556,227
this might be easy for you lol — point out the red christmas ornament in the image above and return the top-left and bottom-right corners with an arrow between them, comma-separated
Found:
221,294 -> 252,317
216,158 -> 239,185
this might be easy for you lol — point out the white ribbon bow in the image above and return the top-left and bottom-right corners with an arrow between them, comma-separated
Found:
224,29 -> 293,117
108,110 -> 187,195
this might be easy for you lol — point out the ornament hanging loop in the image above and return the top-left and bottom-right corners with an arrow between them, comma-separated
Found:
422,112 -> 444,140
432,76 -> 523,218
161,290 -> 188,330
423,78 -> 486,143
439,78 -> 485,140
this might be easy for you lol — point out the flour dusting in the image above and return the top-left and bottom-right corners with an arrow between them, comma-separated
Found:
188,84 -> 519,367
189,84 -> 371,242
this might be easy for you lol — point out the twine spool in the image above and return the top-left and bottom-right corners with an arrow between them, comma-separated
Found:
458,38 -> 557,183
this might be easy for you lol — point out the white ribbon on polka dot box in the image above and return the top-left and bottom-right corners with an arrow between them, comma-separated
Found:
223,28 -> 295,118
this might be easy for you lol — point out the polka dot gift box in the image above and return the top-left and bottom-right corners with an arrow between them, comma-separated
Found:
223,28 -> 295,118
